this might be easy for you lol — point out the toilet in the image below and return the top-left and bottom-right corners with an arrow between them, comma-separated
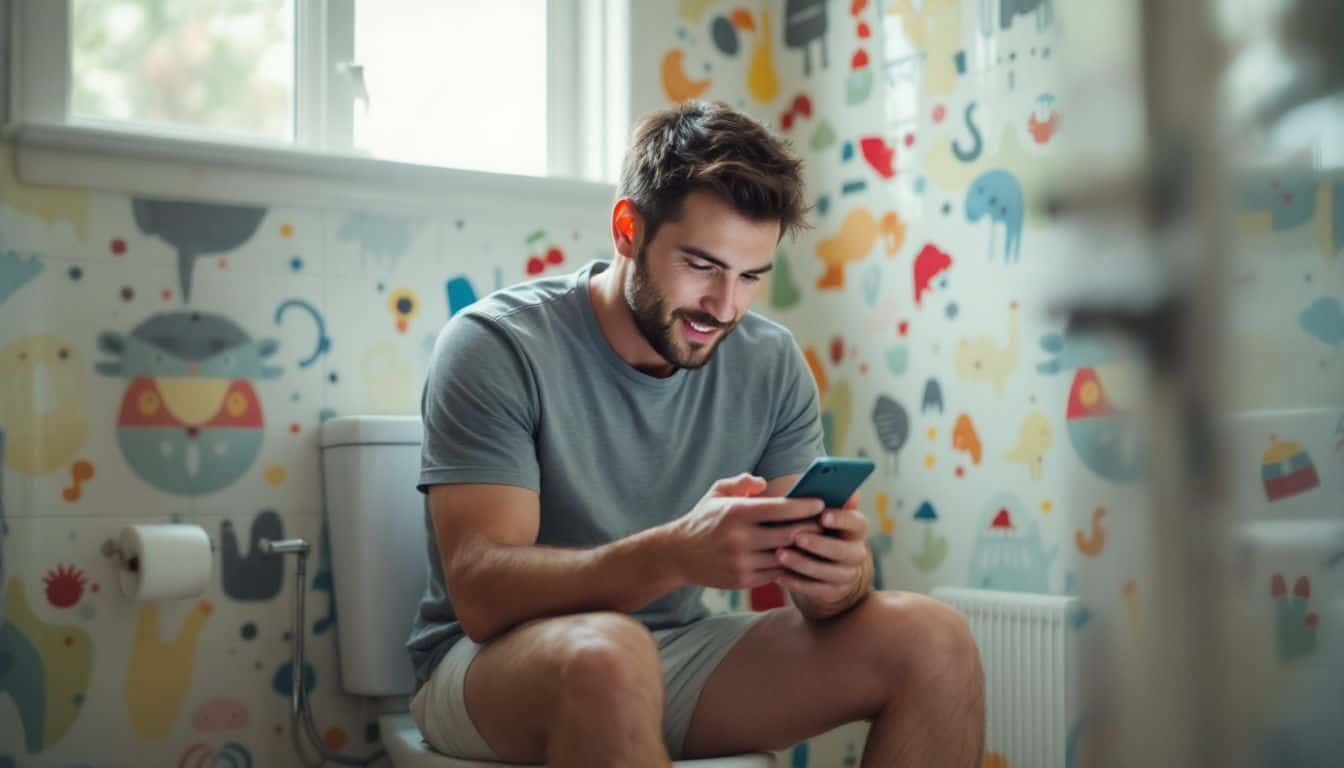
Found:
321,415 -> 777,768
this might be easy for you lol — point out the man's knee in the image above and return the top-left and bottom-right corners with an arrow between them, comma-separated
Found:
859,591 -> 983,692
556,613 -> 663,710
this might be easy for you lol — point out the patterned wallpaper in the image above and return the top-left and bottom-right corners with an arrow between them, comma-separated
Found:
638,1 -> 1343,765
0,143 -> 611,765
1,0 -> 1341,766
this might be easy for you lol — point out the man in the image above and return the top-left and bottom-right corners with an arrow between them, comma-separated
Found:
408,100 -> 984,767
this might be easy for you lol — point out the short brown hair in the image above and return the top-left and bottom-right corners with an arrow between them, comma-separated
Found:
617,100 -> 810,244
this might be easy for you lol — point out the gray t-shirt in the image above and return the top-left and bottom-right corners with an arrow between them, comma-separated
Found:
407,259 -> 825,688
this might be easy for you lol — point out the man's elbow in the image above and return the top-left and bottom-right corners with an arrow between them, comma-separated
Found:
445,551 -> 501,644
454,591 -> 509,645
456,608 -> 497,645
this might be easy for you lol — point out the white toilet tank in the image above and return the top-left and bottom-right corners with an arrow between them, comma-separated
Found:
320,415 -> 426,696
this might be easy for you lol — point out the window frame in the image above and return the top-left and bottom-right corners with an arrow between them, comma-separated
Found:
4,0 -> 626,207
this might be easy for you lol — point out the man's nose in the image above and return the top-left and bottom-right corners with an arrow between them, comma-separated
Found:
701,277 -> 737,324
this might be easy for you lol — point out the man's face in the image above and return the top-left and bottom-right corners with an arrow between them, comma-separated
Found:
623,191 -> 779,370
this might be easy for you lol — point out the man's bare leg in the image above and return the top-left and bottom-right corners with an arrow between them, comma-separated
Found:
682,590 -> 985,766
455,612 -> 672,768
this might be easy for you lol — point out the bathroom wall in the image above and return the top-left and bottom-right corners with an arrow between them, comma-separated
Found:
2,1 -> 1341,766
640,1 -> 1344,765
0,144 -> 612,764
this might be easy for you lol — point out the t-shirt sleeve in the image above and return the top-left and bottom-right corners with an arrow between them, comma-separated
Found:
418,312 -> 541,493
753,336 -> 827,480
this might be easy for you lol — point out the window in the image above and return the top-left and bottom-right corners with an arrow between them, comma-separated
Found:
10,0 -> 627,183
349,1 -> 548,176
70,0 -> 298,142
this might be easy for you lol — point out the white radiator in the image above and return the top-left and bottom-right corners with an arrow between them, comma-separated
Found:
932,587 -> 1080,768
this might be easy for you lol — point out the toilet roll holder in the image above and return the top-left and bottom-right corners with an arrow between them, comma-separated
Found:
102,531 -> 216,574
259,536 -> 386,768
101,528 -> 382,765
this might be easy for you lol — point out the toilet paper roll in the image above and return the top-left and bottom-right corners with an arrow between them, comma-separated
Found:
118,524 -> 212,601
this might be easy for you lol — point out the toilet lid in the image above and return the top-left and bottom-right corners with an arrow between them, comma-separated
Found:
378,714 -> 777,767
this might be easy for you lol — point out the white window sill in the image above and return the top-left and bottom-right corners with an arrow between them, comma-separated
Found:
6,122 -> 617,213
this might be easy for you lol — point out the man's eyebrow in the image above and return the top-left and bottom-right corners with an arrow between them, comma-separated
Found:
678,246 -> 774,275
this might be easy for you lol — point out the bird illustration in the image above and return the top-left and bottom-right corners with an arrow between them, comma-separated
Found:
1075,507 -> 1106,557
97,311 -> 281,496
1005,410 -> 1053,480
816,208 -> 878,290
1038,328 -> 1147,483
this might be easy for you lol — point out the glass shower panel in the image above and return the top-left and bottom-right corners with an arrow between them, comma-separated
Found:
1213,0 -> 1344,764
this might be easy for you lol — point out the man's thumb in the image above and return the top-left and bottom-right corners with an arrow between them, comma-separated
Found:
711,473 -> 767,497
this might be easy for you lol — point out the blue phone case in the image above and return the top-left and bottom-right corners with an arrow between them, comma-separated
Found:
784,457 -> 876,509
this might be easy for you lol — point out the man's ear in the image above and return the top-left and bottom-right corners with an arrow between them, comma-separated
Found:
611,198 -> 640,259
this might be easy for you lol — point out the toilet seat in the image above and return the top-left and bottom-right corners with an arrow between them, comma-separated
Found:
379,714 -> 778,767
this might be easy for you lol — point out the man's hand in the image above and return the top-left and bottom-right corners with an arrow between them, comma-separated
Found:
664,473 -> 826,591
776,491 -> 873,621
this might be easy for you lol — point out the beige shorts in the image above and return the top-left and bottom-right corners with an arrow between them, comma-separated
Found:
409,611 -> 768,761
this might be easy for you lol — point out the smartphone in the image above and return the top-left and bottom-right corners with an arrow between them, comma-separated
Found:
784,456 -> 876,510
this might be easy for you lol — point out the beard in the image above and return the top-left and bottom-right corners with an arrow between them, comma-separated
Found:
623,247 -> 738,371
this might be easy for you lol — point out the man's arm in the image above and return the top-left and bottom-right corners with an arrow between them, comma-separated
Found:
763,474 -> 874,622
420,313 -> 687,642
430,483 -> 687,644
434,475 -> 829,643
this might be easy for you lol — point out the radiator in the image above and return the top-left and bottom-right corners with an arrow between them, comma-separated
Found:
932,587 -> 1080,768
